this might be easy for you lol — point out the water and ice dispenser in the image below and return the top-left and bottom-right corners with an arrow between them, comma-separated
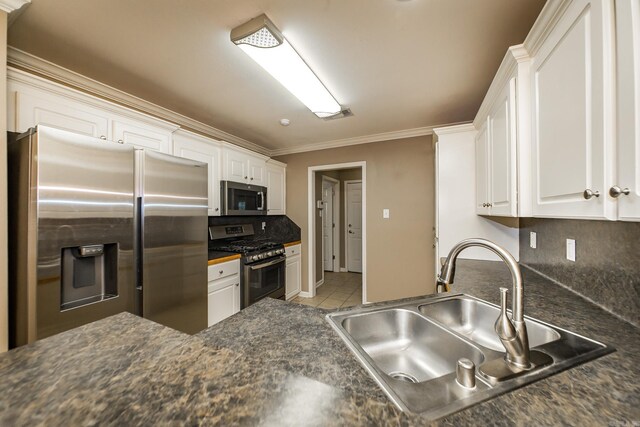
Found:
60,243 -> 119,310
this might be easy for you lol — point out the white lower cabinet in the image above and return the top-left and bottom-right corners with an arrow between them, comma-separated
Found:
285,244 -> 301,300
207,260 -> 240,327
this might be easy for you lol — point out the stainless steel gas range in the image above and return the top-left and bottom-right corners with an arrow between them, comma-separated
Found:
209,224 -> 285,308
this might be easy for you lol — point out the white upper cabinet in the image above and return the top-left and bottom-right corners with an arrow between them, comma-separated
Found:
248,157 -> 266,186
475,121 -> 490,215
474,46 -> 530,217
615,0 -> 640,221
12,87 -> 109,138
112,116 -> 175,154
266,160 -> 286,215
173,130 -> 223,216
222,146 -> 269,186
530,0 -> 615,219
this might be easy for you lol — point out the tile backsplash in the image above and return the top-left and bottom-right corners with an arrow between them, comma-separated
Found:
519,218 -> 640,327
208,215 -> 301,246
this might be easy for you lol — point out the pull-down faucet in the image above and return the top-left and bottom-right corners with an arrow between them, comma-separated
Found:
436,238 -> 531,369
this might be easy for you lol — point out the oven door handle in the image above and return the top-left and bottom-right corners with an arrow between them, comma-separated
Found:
248,256 -> 286,270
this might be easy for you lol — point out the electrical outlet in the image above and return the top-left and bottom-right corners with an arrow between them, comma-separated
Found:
261,222 -> 266,231
530,232 -> 537,249
566,239 -> 576,262
383,209 -> 390,219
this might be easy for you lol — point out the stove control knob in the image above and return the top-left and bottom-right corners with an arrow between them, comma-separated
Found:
258,254 -> 265,259
267,251 -> 274,257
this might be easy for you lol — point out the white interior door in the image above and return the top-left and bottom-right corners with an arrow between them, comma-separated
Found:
322,180 -> 334,272
346,182 -> 363,273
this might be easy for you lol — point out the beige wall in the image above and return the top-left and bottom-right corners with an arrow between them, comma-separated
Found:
0,11 -> 8,352
275,135 -> 436,303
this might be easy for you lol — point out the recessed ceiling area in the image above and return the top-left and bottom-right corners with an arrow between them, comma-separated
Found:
7,0 -> 546,152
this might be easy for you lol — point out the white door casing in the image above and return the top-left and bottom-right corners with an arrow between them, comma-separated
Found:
322,179 -> 334,272
346,181 -> 363,273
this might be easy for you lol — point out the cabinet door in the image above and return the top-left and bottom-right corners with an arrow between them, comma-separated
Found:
266,163 -> 286,215
223,148 -> 249,182
15,91 -> 109,138
616,0 -> 640,221
248,157 -> 266,186
488,79 -> 517,216
475,120 -> 490,215
531,0 -> 614,219
173,132 -> 222,216
207,277 -> 240,327
112,118 -> 173,153
286,255 -> 301,300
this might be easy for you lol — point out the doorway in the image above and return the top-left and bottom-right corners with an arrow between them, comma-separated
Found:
297,162 -> 367,308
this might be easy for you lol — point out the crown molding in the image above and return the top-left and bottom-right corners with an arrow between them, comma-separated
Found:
7,46 -> 271,156
0,0 -> 29,13
523,0 -> 573,57
473,44 -> 531,128
270,121 -> 470,156
433,123 -> 476,137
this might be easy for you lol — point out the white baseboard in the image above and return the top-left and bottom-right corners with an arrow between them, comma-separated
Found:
340,268 -> 348,272
315,279 -> 325,288
297,291 -> 313,298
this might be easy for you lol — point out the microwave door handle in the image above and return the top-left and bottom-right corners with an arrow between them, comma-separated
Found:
258,191 -> 265,210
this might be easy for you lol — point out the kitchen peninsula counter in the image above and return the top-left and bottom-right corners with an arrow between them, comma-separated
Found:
0,260 -> 637,425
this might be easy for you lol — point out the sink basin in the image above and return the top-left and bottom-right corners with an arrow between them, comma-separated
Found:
418,297 -> 561,352
326,293 -> 613,420
342,309 -> 484,383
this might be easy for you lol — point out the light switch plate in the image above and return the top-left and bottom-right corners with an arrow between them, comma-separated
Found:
530,232 -> 537,249
566,239 -> 576,262
383,209 -> 390,219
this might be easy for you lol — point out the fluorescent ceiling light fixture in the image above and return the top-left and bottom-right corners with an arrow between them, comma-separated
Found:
231,14 -> 342,118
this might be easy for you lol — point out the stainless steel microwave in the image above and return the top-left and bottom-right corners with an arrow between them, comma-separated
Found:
220,180 -> 267,216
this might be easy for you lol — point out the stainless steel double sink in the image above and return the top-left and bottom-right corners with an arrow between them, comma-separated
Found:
326,293 -> 613,420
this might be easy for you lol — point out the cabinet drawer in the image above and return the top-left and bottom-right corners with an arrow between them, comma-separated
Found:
207,274 -> 240,294
207,259 -> 240,281
285,244 -> 301,257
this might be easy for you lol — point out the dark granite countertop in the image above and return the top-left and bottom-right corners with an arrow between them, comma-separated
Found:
1,260 -> 638,425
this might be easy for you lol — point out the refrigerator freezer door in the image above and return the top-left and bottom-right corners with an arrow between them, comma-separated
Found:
139,150 -> 208,334
8,126 -> 136,346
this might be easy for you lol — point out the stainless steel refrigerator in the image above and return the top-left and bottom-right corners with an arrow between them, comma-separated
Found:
8,125 -> 208,348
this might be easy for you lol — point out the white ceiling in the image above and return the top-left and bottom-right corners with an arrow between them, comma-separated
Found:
8,0 -> 545,152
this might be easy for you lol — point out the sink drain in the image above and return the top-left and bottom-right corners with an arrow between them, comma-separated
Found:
389,371 -> 418,383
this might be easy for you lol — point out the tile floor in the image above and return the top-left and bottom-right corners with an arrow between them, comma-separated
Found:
291,271 -> 362,309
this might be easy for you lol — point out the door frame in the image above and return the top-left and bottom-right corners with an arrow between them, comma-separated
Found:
306,162 -> 367,303
321,175 -> 340,279
344,179 -> 363,274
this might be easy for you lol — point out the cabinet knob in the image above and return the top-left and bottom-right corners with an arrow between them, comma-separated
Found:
583,189 -> 600,200
609,186 -> 630,198
482,203 -> 487,207
244,176 -> 248,179
215,208 -> 219,212
117,139 -> 124,144
488,203 -> 492,207
219,270 -> 224,275
250,177 -> 254,181
99,135 -> 107,140
236,283 -> 239,287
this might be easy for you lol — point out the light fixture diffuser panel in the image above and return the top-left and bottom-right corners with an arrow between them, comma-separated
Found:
238,40 -> 341,117
235,27 -> 280,48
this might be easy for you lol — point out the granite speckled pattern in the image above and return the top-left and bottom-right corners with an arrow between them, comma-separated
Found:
519,217 -> 640,327
208,215 -> 301,246
1,260 -> 638,426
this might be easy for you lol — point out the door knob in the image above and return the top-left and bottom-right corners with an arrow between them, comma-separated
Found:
349,230 -> 354,234
583,189 -> 600,200
609,186 -> 630,198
